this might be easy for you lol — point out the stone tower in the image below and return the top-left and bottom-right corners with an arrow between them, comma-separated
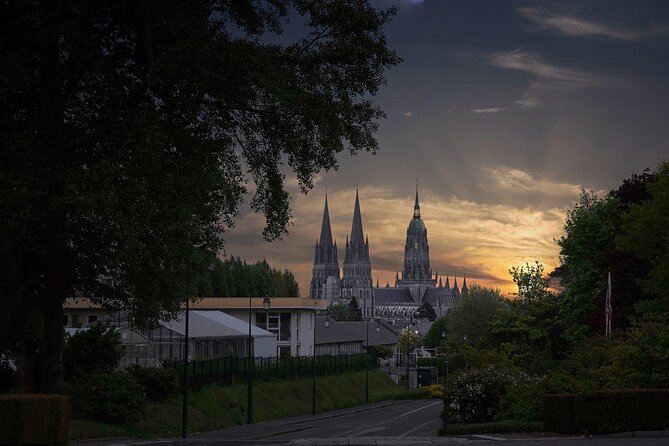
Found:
396,187 -> 436,302
310,194 -> 340,302
342,189 -> 373,317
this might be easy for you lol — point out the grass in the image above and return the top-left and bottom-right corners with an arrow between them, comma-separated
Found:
69,370 -> 411,440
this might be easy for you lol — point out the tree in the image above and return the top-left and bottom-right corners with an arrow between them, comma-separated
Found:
618,162 -> 669,298
398,328 -> 421,354
327,303 -> 351,322
556,172 -> 660,344
0,1 -> 399,392
415,301 -> 437,321
447,285 -> 504,350
348,296 -> 363,321
62,323 -> 125,381
423,316 -> 448,349
509,261 -> 551,303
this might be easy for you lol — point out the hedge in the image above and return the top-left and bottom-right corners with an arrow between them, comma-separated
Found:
543,393 -> 576,433
0,394 -> 70,445
544,389 -> 669,435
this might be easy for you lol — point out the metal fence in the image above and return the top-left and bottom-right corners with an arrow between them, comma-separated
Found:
169,352 -> 376,391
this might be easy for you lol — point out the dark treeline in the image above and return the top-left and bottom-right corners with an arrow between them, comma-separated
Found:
198,257 -> 300,297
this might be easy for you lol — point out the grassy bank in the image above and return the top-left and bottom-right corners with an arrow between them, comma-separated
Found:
70,370 -> 406,440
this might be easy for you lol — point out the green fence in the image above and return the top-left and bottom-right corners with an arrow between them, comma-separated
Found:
416,354 -> 466,378
170,352 -> 376,391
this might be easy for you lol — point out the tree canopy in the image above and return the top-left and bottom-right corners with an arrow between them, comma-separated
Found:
0,0 -> 399,392
200,257 -> 300,297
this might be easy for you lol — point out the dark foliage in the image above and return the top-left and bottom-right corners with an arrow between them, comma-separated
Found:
0,0 -> 399,392
126,365 -> 178,401
415,301 -> 437,321
63,323 -> 125,381
70,371 -> 144,424
348,297 -> 363,321
199,256 -> 299,297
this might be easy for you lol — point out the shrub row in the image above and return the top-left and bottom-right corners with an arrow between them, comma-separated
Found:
70,371 -> 144,424
0,394 -> 70,445
544,389 -> 669,434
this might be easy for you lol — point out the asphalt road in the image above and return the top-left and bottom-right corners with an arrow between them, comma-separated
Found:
74,399 -> 669,446
193,399 -> 443,443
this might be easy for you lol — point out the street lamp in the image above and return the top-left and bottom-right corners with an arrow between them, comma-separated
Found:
365,318 -> 381,403
315,314 -> 330,414
263,297 -> 271,330
181,297 -> 190,438
248,286 -> 270,424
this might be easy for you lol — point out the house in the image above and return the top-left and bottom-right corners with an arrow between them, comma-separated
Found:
315,317 -> 398,356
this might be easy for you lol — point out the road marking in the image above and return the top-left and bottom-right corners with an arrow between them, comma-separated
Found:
397,400 -> 442,418
472,434 -> 506,441
400,417 -> 441,437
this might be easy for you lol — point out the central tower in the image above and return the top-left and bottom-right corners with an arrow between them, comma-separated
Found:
396,187 -> 436,302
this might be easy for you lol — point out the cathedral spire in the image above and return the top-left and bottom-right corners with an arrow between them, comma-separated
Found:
462,273 -> 468,295
310,193 -> 340,299
413,181 -> 421,218
319,194 -> 334,250
351,188 -> 365,247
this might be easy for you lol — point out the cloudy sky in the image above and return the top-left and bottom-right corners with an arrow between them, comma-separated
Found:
224,0 -> 669,295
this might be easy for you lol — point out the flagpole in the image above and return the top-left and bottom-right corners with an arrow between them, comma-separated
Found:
605,272 -> 612,338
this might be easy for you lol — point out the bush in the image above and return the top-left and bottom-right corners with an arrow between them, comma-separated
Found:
70,371 -> 144,424
542,393 -> 576,433
0,354 -> 16,393
63,323 -> 125,380
575,389 -> 669,435
544,389 -> 669,434
0,394 -> 70,445
126,365 -> 178,401
496,382 -> 543,422
443,365 -> 527,424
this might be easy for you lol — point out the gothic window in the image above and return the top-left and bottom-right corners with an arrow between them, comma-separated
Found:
414,241 -> 418,249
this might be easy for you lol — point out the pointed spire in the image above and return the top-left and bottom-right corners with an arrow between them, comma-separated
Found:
453,276 -> 459,291
413,180 -> 421,218
439,277 -> 443,288
385,282 -> 390,288
376,278 -> 379,288
445,275 -> 450,288
319,194 -> 334,249
351,188 -> 364,246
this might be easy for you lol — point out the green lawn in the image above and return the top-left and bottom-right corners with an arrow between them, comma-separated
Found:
70,370 -> 407,440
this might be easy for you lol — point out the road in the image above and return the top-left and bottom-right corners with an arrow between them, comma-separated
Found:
75,399 -> 669,446
194,399 -> 443,443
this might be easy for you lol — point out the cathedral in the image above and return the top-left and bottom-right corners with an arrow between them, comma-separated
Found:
310,188 -> 468,319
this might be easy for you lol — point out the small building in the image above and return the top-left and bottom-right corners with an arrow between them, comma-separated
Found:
315,317 -> 398,356
63,296 -> 328,359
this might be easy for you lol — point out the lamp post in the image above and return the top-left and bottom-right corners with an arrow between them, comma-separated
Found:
365,318 -> 381,403
315,315 -> 330,415
248,286 -> 270,425
181,297 -> 190,438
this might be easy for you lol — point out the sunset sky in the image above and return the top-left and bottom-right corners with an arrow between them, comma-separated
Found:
224,0 -> 669,296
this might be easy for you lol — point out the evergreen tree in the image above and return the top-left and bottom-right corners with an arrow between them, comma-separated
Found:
349,296 -> 363,321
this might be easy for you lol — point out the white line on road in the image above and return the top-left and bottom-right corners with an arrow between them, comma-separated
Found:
400,417 -> 442,437
397,400 -> 443,418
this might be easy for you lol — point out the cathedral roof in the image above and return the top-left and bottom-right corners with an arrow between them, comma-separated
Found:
373,288 -> 413,304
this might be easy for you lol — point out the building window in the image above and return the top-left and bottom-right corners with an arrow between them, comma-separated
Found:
279,346 -> 291,357
62,315 -> 69,326
87,315 -> 98,325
